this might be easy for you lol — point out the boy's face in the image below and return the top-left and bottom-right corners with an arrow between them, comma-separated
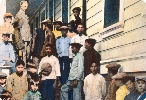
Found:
30,81 -> 39,92
16,64 -> 24,75
115,79 -> 122,86
84,41 -> 91,49
71,46 -> 79,54
61,28 -> 68,36
125,80 -> 135,92
0,77 -> 6,85
90,63 -> 98,75
21,2 -> 28,11
45,46 -> 52,55
136,80 -> 146,93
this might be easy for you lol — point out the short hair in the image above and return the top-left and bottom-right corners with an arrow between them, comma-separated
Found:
45,23 -> 52,29
85,38 -> 96,47
16,59 -> 25,67
20,1 -> 28,6
2,33 -> 10,38
90,60 -> 100,67
45,43 -> 53,49
123,76 -> 135,84
77,23 -> 84,28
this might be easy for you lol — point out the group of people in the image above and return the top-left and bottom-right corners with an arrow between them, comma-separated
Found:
0,1 -> 145,99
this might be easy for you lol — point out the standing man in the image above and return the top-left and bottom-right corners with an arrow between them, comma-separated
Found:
124,76 -> 139,100
52,21 -> 62,39
7,60 -> 28,100
105,63 -> 121,100
60,43 -> 84,100
56,23 -> 71,84
83,38 -> 101,76
0,33 -> 16,73
69,7 -> 82,33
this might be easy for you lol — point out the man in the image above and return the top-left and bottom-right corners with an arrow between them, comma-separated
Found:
83,38 -> 101,76
112,73 -> 128,100
52,21 -> 62,39
0,33 -> 16,73
84,61 -> 106,100
70,23 -> 88,58
0,72 -> 7,95
39,43 -> 61,100
0,13 -> 13,43
69,7 -> 82,33
60,43 -> 84,100
124,76 -> 139,100
7,60 -> 28,100
105,63 -> 121,100
136,76 -> 146,100
56,23 -> 71,84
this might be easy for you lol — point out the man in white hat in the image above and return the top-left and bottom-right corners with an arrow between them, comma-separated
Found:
135,76 -> 146,100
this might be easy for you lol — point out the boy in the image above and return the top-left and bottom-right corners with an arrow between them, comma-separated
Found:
6,60 -> 28,100
124,76 -> 139,100
136,76 -> 146,100
60,43 -> 84,100
112,73 -> 128,100
22,75 -> 41,100
39,43 -> 61,100
84,61 -> 106,100
0,72 -> 7,95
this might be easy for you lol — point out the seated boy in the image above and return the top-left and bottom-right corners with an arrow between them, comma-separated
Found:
0,72 -> 7,95
22,76 -> 41,100
83,61 -> 106,100
135,76 -> 146,100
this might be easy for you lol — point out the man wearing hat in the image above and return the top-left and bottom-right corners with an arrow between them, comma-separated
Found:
135,76 -> 146,100
52,21 -> 62,39
0,72 -> 7,95
69,7 -> 82,32
83,38 -> 101,77
60,43 -> 84,100
0,33 -> 16,73
112,73 -> 128,100
105,63 -> 121,100
56,23 -> 71,84
0,13 -> 14,43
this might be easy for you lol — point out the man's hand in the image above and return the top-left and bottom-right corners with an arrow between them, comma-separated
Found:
71,79 -> 78,88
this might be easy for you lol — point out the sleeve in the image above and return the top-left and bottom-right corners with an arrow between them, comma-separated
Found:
76,55 -> 84,80
83,77 -> 88,95
55,57 -> 61,77
9,45 -> 16,62
24,77 -> 28,93
102,77 -> 106,98
6,76 -> 13,93
38,58 -> 43,73
94,52 -> 101,61
56,39 -> 61,54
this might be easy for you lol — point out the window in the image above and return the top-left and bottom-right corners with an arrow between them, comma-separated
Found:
104,0 -> 120,28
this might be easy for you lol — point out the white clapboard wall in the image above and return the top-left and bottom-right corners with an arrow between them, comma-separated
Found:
87,0 -> 146,74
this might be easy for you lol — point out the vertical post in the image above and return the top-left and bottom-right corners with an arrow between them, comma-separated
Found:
82,0 -> 86,32
62,0 -> 68,23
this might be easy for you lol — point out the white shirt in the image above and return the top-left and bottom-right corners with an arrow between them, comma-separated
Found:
38,55 -> 61,80
83,73 -> 106,100
69,34 -> 88,58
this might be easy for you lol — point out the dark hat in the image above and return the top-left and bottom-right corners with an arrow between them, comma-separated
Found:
60,23 -> 70,30
70,43 -> 82,49
2,33 -> 11,37
85,38 -> 96,46
72,7 -> 81,12
53,21 -> 62,25
0,72 -> 7,78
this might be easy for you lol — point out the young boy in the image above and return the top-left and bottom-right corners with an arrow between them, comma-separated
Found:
83,61 -> 106,100
135,76 -> 146,100
112,73 -> 128,100
6,60 -> 28,100
22,76 -> 41,100
0,72 -> 7,95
